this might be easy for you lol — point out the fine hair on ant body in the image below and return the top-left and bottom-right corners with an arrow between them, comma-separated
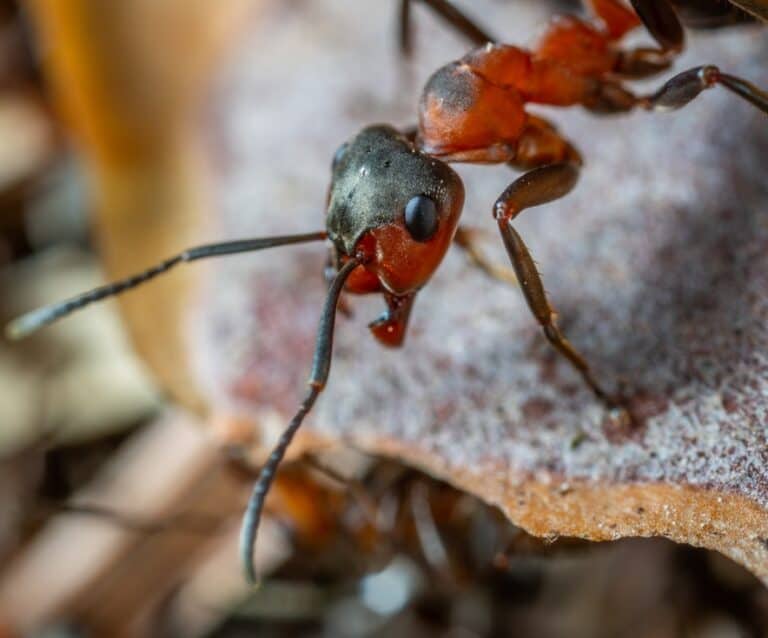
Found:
6,0 -> 767,585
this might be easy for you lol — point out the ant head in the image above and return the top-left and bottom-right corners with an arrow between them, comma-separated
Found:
326,125 -> 464,295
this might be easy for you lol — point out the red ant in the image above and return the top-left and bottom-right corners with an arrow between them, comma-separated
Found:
5,0 -> 767,585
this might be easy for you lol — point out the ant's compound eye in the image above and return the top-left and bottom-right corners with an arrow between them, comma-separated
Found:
404,194 -> 438,242
332,143 -> 348,171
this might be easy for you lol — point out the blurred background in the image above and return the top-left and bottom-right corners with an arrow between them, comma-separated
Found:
0,0 -> 767,636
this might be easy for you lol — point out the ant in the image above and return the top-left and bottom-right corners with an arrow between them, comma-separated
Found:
5,0 -> 767,585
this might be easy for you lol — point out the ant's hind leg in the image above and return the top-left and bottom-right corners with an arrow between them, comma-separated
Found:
627,0 -> 685,53
727,0 -> 768,22
398,0 -> 495,58
608,0 -> 684,78
494,163 -> 622,411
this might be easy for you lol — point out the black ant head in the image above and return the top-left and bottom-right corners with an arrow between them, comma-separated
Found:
326,125 -> 464,295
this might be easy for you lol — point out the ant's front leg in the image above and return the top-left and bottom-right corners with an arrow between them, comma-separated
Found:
493,163 -> 623,411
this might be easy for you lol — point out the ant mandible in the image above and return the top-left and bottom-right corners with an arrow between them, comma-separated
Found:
5,0 -> 767,585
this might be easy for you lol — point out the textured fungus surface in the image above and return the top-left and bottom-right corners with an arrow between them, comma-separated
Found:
192,1 -> 768,580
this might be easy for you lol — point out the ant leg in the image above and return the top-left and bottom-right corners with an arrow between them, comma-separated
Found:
608,0 -> 684,78
493,163 -> 621,409
587,65 -> 768,114
727,0 -> 768,22
627,0 -> 685,53
509,116 -> 583,169
398,0 -> 412,56
425,116 -> 582,167
614,47 -> 674,78
585,0 -> 642,40
398,0 -> 495,58
455,226 -> 518,285
643,65 -> 768,114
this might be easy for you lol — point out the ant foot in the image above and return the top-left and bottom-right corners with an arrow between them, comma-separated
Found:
606,403 -> 634,430
603,382 -> 639,429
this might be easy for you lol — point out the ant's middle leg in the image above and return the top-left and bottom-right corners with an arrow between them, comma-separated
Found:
493,163 -> 622,410
454,226 -> 518,286
587,65 -> 768,114
642,65 -> 768,114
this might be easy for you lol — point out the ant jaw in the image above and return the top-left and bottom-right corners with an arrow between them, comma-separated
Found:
369,315 -> 408,347
368,292 -> 416,348
352,234 -> 377,266
337,235 -> 382,295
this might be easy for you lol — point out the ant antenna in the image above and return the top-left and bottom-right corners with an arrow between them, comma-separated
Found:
5,231 -> 327,340
239,256 -> 360,585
